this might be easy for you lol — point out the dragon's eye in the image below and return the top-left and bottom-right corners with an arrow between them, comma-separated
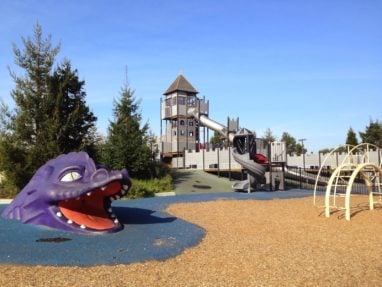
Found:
60,171 -> 83,182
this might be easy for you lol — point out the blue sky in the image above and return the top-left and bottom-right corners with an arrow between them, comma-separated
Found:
0,0 -> 381,152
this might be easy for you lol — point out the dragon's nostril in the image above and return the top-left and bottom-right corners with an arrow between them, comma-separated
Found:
91,168 -> 109,182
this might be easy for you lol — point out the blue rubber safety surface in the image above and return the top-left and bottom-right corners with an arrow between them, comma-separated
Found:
0,190 -> 311,267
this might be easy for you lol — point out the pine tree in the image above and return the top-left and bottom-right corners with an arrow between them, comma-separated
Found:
102,83 -> 151,178
0,24 -> 61,188
48,59 -> 97,156
359,120 -> 382,147
345,127 -> 358,146
0,24 -> 97,191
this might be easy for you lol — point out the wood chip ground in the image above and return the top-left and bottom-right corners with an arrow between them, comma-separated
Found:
1,196 -> 382,286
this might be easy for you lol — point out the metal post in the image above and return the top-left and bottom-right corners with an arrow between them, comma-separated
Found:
177,93 -> 179,168
228,145 -> 232,181
198,97 -> 201,152
217,147 -> 220,177
160,98 -> 162,156
299,138 -> 307,170
183,147 -> 186,168
281,163 -> 285,191
299,168 -> 302,189
227,117 -> 231,181
176,118 -> 179,168
202,143 -> 205,171
207,99 -> 209,151
247,175 -> 251,193
186,104 -> 189,151
268,141 -> 272,191
203,121 -> 206,171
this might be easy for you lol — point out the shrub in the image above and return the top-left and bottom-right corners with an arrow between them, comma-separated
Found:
0,174 -> 173,199
126,175 -> 173,199
0,180 -> 18,198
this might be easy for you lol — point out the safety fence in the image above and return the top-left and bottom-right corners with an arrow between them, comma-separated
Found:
284,166 -> 369,194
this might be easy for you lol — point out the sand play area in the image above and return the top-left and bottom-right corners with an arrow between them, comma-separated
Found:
1,195 -> 382,286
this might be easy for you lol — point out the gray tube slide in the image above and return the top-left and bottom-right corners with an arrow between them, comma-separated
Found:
231,150 -> 266,179
188,108 -> 235,142
188,108 -> 266,187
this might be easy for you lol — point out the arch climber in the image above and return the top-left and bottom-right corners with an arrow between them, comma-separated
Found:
313,143 -> 382,221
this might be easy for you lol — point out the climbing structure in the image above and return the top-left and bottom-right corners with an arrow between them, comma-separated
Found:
314,143 -> 382,220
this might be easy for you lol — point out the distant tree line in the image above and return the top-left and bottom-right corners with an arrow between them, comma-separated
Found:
0,24 -> 162,194
261,123 -> 382,156
210,121 -> 382,156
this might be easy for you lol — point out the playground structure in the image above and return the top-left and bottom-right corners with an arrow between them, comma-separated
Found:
187,108 -> 269,191
313,143 -> 382,220
160,74 -> 287,191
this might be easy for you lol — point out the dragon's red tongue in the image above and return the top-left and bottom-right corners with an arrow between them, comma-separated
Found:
58,181 -> 121,230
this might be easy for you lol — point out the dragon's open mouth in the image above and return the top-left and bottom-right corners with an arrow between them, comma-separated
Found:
57,181 -> 129,231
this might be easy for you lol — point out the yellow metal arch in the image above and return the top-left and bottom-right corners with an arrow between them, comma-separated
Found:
324,163 -> 357,217
313,144 -> 355,207
344,163 -> 382,221
316,143 -> 382,220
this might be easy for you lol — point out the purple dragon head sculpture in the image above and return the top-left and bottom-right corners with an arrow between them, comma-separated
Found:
1,152 -> 131,234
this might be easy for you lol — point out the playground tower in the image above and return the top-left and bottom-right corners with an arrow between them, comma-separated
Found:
160,74 -> 209,159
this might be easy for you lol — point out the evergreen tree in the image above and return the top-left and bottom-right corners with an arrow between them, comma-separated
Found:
48,59 -> 97,156
359,120 -> 382,147
281,132 -> 297,155
0,24 -> 61,188
102,83 -> 151,178
10,24 -> 60,148
0,24 -> 97,190
345,127 -> 358,146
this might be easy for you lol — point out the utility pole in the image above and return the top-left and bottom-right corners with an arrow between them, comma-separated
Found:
299,138 -> 307,170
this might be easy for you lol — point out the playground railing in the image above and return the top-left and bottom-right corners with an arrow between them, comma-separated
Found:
285,166 -> 369,195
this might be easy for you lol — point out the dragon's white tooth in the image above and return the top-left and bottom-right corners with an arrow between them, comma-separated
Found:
120,189 -> 126,195
108,208 -> 112,213
110,197 -> 115,201
56,212 -> 62,217
76,197 -> 80,200
80,225 -> 86,229
110,214 -> 116,218
114,218 -> 119,224
67,219 -> 73,224
101,186 -> 107,191
115,195 -> 120,199
122,184 -> 129,190
86,192 -> 92,196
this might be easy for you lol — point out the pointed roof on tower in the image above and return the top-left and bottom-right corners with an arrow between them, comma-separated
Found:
163,74 -> 198,95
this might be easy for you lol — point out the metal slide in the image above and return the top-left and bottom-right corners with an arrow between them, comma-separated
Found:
188,108 -> 266,190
